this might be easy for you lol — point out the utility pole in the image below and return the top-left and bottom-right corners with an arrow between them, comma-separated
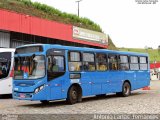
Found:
76,0 -> 82,17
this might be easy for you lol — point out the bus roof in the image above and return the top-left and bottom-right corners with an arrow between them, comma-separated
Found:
0,48 -> 15,52
16,44 -> 148,57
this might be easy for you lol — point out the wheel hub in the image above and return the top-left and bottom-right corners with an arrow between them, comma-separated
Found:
72,90 -> 77,99
124,86 -> 129,94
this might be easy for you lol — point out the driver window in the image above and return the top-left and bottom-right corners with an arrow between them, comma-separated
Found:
47,55 -> 65,80
48,56 -> 52,71
47,56 -> 65,72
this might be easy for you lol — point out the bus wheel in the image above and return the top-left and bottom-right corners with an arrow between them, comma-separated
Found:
116,92 -> 122,96
40,100 -> 49,104
122,82 -> 131,97
67,86 -> 79,104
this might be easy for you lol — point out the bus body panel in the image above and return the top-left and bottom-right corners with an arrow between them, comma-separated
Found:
13,78 -> 48,100
0,48 -> 15,95
137,70 -> 150,88
91,72 -> 102,95
0,77 -> 12,94
49,77 -> 63,100
123,71 -> 136,90
95,72 -> 110,94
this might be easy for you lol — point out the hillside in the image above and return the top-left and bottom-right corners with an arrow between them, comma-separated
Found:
108,36 -> 118,50
119,48 -> 160,63
0,0 -> 102,32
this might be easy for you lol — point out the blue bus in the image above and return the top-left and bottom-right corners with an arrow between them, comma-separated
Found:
13,44 -> 150,104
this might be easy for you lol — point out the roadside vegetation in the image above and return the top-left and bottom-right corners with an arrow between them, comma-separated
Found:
108,36 -> 118,50
0,0 -> 102,32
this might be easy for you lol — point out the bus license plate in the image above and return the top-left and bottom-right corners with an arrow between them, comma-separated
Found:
20,93 -> 26,98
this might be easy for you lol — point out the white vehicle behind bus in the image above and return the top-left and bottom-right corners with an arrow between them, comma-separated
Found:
0,48 -> 15,95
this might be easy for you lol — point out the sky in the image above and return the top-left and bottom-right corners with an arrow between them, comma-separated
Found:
31,0 -> 160,49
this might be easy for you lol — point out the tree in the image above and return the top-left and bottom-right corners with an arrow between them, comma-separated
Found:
145,46 -> 148,53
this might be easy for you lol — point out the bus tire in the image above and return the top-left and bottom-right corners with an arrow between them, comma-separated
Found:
122,82 -> 131,97
116,92 -> 122,96
67,86 -> 79,105
40,100 -> 49,104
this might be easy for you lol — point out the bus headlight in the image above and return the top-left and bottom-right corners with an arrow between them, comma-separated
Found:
34,88 -> 40,94
39,85 -> 44,90
34,84 -> 45,94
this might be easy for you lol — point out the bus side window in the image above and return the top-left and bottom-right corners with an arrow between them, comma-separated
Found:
68,51 -> 82,71
119,55 -> 129,70
96,53 -> 108,71
108,54 -> 118,70
139,56 -> 148,70
130,56 -> 139,70
83,52 -> 96,71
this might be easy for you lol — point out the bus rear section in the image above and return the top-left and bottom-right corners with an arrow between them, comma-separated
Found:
0,48 -> 15,95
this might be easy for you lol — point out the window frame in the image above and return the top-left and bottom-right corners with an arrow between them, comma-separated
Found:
82,52 -> 96,72
68,51 -> 82,62
139,56 -> 148,70
68,51 -> 82,72
48,55 -> 66,72
119,55 -> 129,71
14,55 -> 46,80
96,53 -> 108,72
47,55 -> 66,81
129,56 -> 139,71
108,54 -> 119,71
46,48 -> 66,81
139,56 -> 148,64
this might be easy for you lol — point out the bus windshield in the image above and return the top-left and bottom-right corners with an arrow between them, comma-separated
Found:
14,55 -> 45,80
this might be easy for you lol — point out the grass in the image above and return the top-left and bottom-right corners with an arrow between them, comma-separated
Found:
0,0 -> 102,32
119,48 -> 160,63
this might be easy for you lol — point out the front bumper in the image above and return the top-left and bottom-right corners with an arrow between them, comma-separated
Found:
12,88 -> 47,101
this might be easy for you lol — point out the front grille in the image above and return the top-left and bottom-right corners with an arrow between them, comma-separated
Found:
14,81 -> 35,87
14,92 -> 33,98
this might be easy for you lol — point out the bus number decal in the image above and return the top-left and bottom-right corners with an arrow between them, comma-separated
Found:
70,79 -> 80,84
